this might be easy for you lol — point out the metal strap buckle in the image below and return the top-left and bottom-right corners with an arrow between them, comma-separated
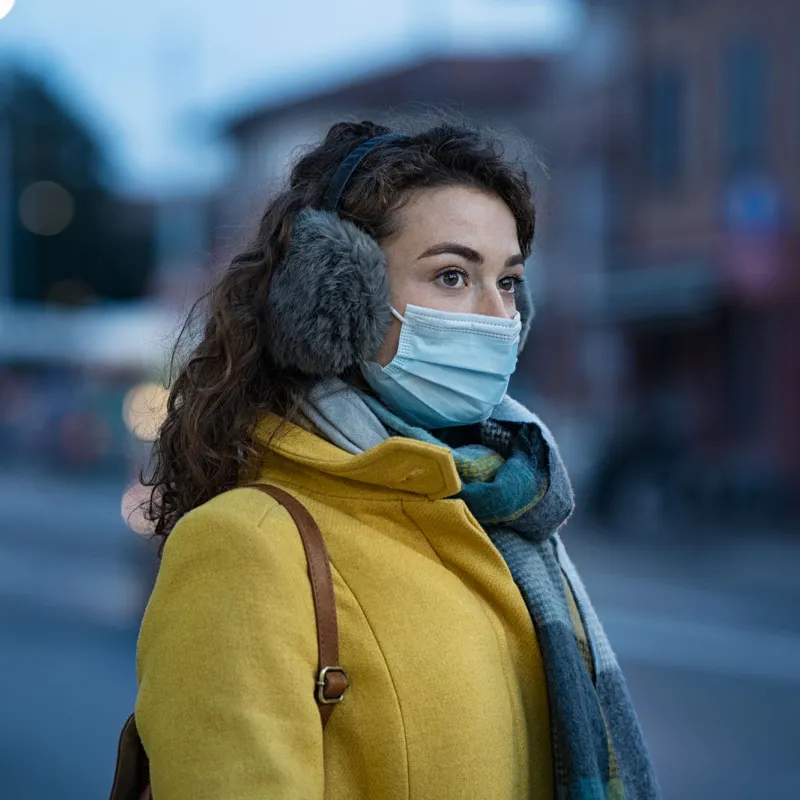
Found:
316,665 -> 349,705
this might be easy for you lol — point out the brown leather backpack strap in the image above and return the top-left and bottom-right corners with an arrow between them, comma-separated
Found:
250,483 -> 349,728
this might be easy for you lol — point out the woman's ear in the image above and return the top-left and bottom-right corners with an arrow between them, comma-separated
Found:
265,209 -> 392,377
516,278 -> 534,352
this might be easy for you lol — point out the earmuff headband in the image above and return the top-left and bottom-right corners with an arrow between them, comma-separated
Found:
322,133 -> 406,211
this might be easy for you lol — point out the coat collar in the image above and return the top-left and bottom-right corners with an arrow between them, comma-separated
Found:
253,414 -> 462,500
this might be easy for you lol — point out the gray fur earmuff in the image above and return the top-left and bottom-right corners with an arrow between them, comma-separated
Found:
265,208 -> 534,378
266,208 -> 392,377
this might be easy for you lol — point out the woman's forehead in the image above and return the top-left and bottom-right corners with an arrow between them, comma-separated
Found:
393,187 -> 519,252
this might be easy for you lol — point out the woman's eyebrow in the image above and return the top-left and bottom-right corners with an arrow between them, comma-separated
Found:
418,242 -> 483,262
417,242 -> 524,268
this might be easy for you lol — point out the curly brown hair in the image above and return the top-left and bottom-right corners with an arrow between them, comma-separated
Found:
143,118 -> 537,542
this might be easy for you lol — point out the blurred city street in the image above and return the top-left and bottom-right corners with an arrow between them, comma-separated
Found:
1,467 -> 799,799
2,0 -> 799,796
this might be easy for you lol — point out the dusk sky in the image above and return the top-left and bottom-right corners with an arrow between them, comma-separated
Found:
0,0 -> 583,193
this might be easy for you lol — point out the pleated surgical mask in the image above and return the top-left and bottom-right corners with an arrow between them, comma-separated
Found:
361,303 -> 521,429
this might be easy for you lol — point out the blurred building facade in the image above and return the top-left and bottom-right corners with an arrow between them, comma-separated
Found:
566,0 -> 800,524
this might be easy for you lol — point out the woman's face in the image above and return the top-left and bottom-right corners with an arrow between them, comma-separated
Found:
374,186 -> 524,366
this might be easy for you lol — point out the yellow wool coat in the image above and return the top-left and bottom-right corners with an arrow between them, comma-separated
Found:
136,415 -> 555,799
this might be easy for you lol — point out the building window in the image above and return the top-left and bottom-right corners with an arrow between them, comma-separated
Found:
724,37 -> 768,171
642,65 -> 686,186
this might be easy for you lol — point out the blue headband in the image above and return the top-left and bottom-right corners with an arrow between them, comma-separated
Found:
322,133 -> 406,212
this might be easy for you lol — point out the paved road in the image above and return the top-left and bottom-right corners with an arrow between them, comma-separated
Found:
567,531 -> 800,798
1,467 -> 798,799
0,467 -> 151,799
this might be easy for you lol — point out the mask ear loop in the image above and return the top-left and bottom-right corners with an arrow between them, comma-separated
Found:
390,306 -> 406,324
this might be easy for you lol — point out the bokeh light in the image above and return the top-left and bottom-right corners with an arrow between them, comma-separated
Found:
18,181 -> 75,236
0,0 -> 15,22
121,482 -> 154,535
122,381 -> 169,442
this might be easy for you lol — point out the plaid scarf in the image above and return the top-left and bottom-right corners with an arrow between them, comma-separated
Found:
301,384 -> 660,800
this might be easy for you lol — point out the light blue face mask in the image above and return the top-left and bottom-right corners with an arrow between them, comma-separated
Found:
361,303 -> 522,429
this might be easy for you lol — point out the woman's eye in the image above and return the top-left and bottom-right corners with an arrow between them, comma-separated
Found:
438,270 -> 466,288
499,276 -> 521,293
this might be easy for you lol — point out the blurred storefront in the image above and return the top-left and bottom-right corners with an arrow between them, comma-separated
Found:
623,0 -> 798,521
542,0 -> 800,526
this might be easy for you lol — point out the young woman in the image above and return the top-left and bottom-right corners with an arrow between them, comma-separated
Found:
136,120 -> 660,799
